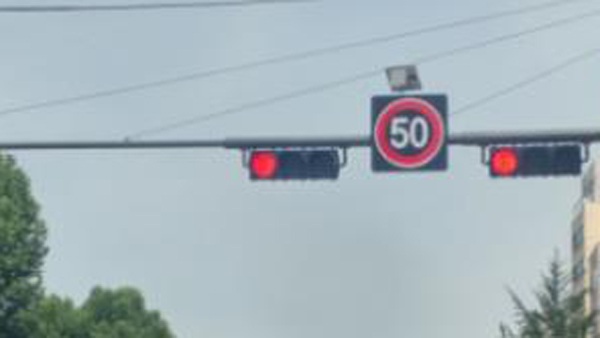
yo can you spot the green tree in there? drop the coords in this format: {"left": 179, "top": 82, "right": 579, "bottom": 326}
{"left": 0, "top": 155, "right": 48, "bottom": 337}
{"left": 83, "top": 286, "right": 174, "bottom": 338}
{"left": 21, "top": 287, "right": 175, "bottom": 338}
{"left": 0, "top": 154, "right": 175, "bottom": 337}
{"left": 18, "top": 295, "right": 87, "bottom": 338}
{"left": 500, "top": 255, "right": 595, "bottom": 338}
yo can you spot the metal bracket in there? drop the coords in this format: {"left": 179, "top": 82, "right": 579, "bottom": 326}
{"left": 583, "top": 143, "right": 591, "bottom": 163}
{"left": 481, "top": 146, "right": 490, "bottom": 165}
{"left": 241, "top": 149, "right": 249, "bottom": 168}
{"left": 339, "top": 148, "right": 349, "bottom": 168}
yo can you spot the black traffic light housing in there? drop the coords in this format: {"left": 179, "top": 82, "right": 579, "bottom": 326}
{"left": 248, "top": 149, "right": 343, "bottom": 181}
{"left": 488, "top": 144, "right": 584, "bottom": 178}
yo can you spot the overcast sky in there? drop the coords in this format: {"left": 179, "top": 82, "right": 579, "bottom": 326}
{"left": 1, "top": 0, "right": 600, "bottom": 337}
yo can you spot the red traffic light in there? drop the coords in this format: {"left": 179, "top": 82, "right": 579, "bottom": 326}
{"left": 488, "top": 144, "right": 583, "bottom": 178}
{"left": 249, "top": 151, "right": 279, "bottom": 179}
{"left": 247, "top": 149, "right": 341, "bottom": 181}
{"left": 490, "top": 147, "right": 519, "bottom": 176}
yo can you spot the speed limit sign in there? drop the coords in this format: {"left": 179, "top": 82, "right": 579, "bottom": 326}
{"left": 371, "top": 95, "right": 448, "bottom": 172}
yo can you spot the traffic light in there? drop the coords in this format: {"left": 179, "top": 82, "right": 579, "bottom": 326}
{"left": 248, "top": 149, "right": 341, "bottom": 181}
{"left": 489, "top": 144, "right": 583, "bottom": 178}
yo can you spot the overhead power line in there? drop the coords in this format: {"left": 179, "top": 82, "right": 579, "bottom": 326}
{"left": 451, "top": 47, "right": 600, "bottom": 117}
{"left": 126, "top": 8, "right": 600, "bottom": 139}
{"left": 125, "top": 70, "right": 381, "bottom": 140}
{"left": 0, "top": 0, "right": 312, "bottom": 13}
{"left": 0, "top": 0, "right": 595, "bottom": 118}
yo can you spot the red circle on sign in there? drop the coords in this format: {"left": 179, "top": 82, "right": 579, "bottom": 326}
{"left": 374, "top": 98, "right": 445, "bottom": 169}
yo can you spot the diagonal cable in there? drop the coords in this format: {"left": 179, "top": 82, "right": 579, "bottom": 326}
{"left": 125, "top": 70, "right": 380, "bottom": 139}
{"left": 126, "top": 8, "right": 600, "bottom": 139}
{"left": 0, "top": 0, "right": 595, "bottom": 118}
{"left": 0, "top": 0, "right": 312, "bottom": 13}
{"left": 450, "top": 47, "right": 600, "bottom": 117}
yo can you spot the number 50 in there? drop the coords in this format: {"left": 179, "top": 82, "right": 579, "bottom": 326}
{"left": 390, "top": 115, "right": 430, "bottom": 150}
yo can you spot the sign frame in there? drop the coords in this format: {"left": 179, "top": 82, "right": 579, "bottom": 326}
{"left": 371, "top": 94, "right": 448, "bottom": 172}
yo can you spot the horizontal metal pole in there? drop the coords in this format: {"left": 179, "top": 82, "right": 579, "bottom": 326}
{"left": 449, "top": 128, "right": 600, "bottom": 146}
{"left": 0, "top": 139, "right": 226, "bottom": 150}
{"left": 0, "top": 128, "right": 597, "bottom": 151}
{"left": 227, "top": 129, "right": 600, "bottom": 148}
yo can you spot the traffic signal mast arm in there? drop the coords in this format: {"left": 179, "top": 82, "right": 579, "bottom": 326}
{"left": 226, "top": 128, "right": 600, "bottom": 149}
{"left": 447, "top": 128, "right": 600, "bottom": 147}
{"left": 0, "top": 128, "right": 598, "bottom": 151}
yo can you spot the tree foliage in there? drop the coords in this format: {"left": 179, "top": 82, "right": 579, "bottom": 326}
{"left": 0, "top": 154, "right": 175, "bottom": 337}
{"left": 500, "top": 255, "right": 595, "bottom": 338}
{"left": 83, "top": 286, "right": 174, "bottom": 338}
{"left": 21, "top": 287, "right": 174, "bottom": 338}
{"left": 0, "top": 155, "right": 47, "bottom": 337}
{"left": 18, "top": 295, "right": 87, "bottom": 338}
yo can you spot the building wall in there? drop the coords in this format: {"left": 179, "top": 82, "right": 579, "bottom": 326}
{"left": 582, "top": 162, "right": 600, "bottom": 202}
{"left": 572, "top": 202, "right": 600, "bottom": 299}
{"left": 591, "top": 244, "right": 600, "bottom": 338}
{"left": 572, "top": 161, "right": 600, "bottom": 337}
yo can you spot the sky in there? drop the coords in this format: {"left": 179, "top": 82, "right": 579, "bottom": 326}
{"left": 1, "top": 0, "right": 600, "bottom": 337}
